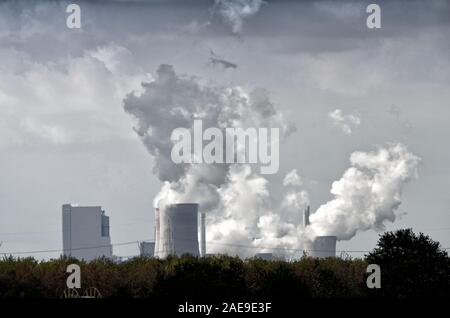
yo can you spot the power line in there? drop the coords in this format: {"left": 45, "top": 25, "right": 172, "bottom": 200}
{"left": 1, "top": 236, "right": 449, "bottom": 257}
{"left": 0, "top": 240, "right": 150, "bottom": 256}
{"left": 2, "top": 219, "right": 450, "bottom": 237}
{"left": 0, "top": 218, "right": 153, "bottom": 237}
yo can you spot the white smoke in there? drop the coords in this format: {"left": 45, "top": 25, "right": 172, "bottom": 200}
{"left": 213, "top": 0, "right": 265, "bottom": 34}
{"left": 328, "top": 109, "right": 361, "bottom": 135}
{"left": 283, "top": 169, "right": 303, "bottom": 187}
{"left": 308, "top": 143, "right": 420, "bottom": 241}
{"left": 124, "top": 66, "right": 294, "bottom": 214}
{"left": 207, "top": 165, "right": 309, "bottom": 257}
{"left": 123, "top": 65, "right": 420, "bottom": 257}
{"left": 123, "top": 64, "right": 307, "bottom": 257}
{"left": 124, "top": 64, "right": 293, "bottom": 184}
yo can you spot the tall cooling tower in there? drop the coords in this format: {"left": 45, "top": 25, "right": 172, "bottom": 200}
{"left": 303, "top": 236, "right": 337, "bottom": 258}
{"left": 154, "top": 208, "right": 160, "bottom": 257}
{"left": 156, "top": 203, "right": 200, "bottom": 258}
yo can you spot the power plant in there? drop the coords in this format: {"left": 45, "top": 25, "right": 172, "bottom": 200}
{"left": 302, "top": 206, "right": 337, "bottom": 258}
{"left": 60, "top": 202, "right": 336, "bottom": 260}
{"left": 154, "top": 203, "right": 204, "bottom": 258}
{"left": 150, "top": 204, "right": 336, "bottom": 259}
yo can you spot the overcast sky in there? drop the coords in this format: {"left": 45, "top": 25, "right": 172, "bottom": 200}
{"left": 0, "top": 0, "right": 449, "bottom": 259}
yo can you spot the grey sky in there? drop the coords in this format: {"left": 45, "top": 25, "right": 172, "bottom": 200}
{"left": 0, "top": 0, "right": 449, "bottom": 259}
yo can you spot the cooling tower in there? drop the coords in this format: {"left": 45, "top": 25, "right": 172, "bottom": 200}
{"left": 155, "top": 203, "right": 200, "bottom": 258}
{"left": 154, "top": 208, "right": 160, "bottom": 257}
{"left": 303, "top": 236, "right": 337, "bottom": 258}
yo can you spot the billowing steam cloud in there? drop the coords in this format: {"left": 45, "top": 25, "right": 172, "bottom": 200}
{"left": 123, "top": 65, "right": 420, "bottom": 257}
{"left": 207, "top": 166, "right": 309, "bottom": 256}
{"left": 308, "top": 143, "right": 420, "bottom": 241}
{"left": 123, "top": 64, "right": 294, "bottom": 203}
{"left": 328, "top": 109, "right": 361, "bottom": 135}
{"left": 212, "top": 0, "right": 265, "bottom": 34}
{"left": 123, "top": 64, "right": 307, "bottom": 256}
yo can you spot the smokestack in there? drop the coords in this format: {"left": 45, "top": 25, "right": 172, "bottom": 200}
{"left": 303, "top": 205, "right": 310, "bottom": 227}
{"left": 200, "top": 213, "right": 206, "bottom": 257}
{"left": 156, "top": 203, "right": 200, "bottom": 258}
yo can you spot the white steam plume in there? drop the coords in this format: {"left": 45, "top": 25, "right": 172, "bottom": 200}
{"left": 213, "top": 0, "right": 265, "bottom": 34}
{"left": 328, "top": 109, "right": 361, "bottom": 135}
{"left": 123, "top": 65, "right": 419, "bottom": 257}
{"left": 308, "top": 143, "right": 420, "bottom": 241}
{"left": 123, "top": 64, "right": 307, "bottom": 257}
{"left": 124, "top": 64, "right": 294, "bottom": 185}
{"left": 123, "top": 65, "right": 302, "bottom": 258}
{"left": 207, "top": 166, "right": 309, "bottom": 257}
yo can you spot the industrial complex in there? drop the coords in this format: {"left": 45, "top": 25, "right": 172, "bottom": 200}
{"left": 302, "top": 206, "right": 337, "bottom": 259}
{"left": 61, "top": 203, "right": 336, "bottom": 261}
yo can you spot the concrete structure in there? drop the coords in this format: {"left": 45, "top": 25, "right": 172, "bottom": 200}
{"left": 154, "top": 203, "right": 200, "bottom": 258}
{"left": 139, "top": 241, "right": 155, "bottom": 257}
{"left": 62, "top": 204, "right": 113, "bottom": 261}
{"left": 200, "top": 213, "right": 206, "bottom": 257}
{"left": 154, "top": 208, "right": 160, "bottom": 258}
{"left": 302, "top": 205, "right": 336, "bottom": 258}
{"left": 303, "top": 205, "right": 310, "bottom": 227}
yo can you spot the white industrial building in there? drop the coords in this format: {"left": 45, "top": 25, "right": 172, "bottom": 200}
{"left": 62, "top": 204, "right": 113, "bottom": 261}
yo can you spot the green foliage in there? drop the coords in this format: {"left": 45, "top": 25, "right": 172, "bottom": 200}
{"left": 0, "top": 254, "right": 368, "bottom": 298}
{"left": 366, "top": 228, "right": 450, "bottom": 298}
{"left": 293, "top": 257, "right": 368, "bottom": 298}
{"left": 0, "top": 229, "right": 448, "bottom": 298}
{"left": 154, "top": 255, "right": 247, "bottom": 300}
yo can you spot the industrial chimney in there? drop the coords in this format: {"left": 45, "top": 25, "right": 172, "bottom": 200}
{"left": 155, "top": 203, "right": 200, "bottom": 258}
{"left": 200, "top": 213, "right": 206, "bottom": 257}
{"left": 303, "top": 205, "right": 310, "bottom": 227}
